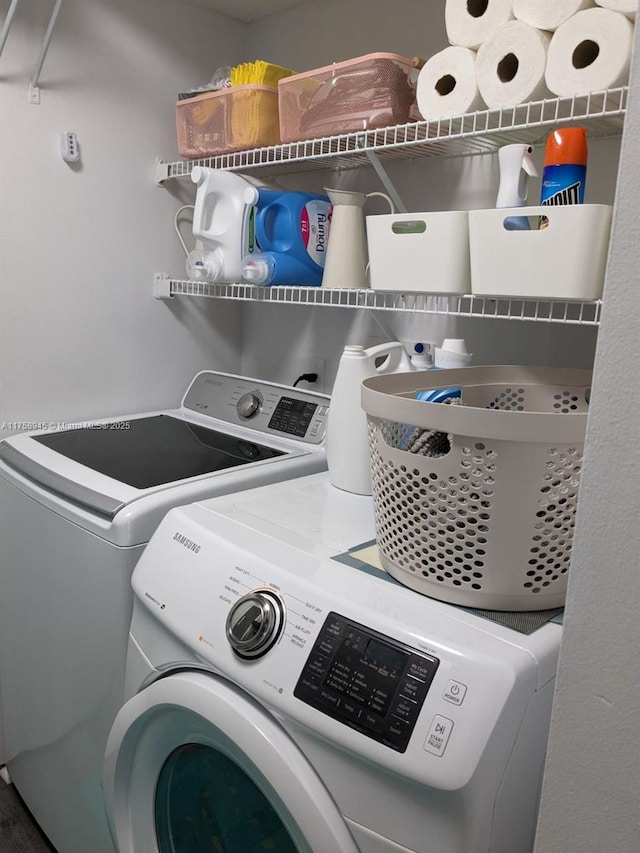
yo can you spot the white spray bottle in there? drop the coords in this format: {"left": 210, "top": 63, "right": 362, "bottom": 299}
{"left": 496, "top": 143, "right": 538, "bottom": 231}
{"left": 186, "top": 167, "right": 259, "bottom": 283}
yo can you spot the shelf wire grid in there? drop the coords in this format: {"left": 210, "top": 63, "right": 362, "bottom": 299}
{"left": 158, "top": 87, "right": 627, "bottom": 181}
{"left": 162, "top": 280, "right": 602, "bottom": 325}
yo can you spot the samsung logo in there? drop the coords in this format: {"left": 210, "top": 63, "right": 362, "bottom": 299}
{"left": 173, "top": 532, "right": 201, "bottom": 553}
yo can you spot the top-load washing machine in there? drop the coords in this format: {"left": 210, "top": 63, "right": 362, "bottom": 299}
{"left": 0, "top": 370, "right": 329, "bottom": 853}
{"left": 104, "top": 472, "right": 562, "bottom": 853}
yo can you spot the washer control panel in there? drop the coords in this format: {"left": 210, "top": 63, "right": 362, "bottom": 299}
{"left": 267, "top": 397, "right": 320, "bottom": 438}
{"left": 294, "top": 612, "right": 439, "bottom": 752}
{"left": 182, "top": 371, "right": 330, "bottom": 445}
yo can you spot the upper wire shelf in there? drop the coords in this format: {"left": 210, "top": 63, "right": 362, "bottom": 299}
{"left": 157, "top": 87, "right": 627, "bottom": 181}
{"left": 155, "top": 278, "right": 602, "bottom": 326}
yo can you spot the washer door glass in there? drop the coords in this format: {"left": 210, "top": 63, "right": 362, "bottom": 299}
{"left": 104, "top": 671, "right": 359, "bottom": 853}
{"left": 155, "top": 742, "right": 297, "bottom": 852}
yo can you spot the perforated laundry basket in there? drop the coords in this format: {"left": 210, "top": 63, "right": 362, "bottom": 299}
{"left": 361, "top": 366, "right": 591, "bottom": 611}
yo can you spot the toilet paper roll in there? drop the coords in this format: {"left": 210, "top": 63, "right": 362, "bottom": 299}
{"left": 512, "top": 0, "right": 596, "bottom": 31}
{"left": 594, "top": 0, "right": 636, "bottom": 19}
{"left": 545, "top": 8, "right": 634, "bottom": 97}
{"left": 476, "top": 22, "right": 552, "bottom": 110}
{"left": 445, "top": 0, "right": 514, "bottom": 50}
{"left": 416, "top": 46, "right": 487, "bottom": 120}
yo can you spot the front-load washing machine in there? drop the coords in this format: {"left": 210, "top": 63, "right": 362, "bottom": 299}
{"left": 0, "top": 370, "right": 329, "bottom": 853}
{"left": 104, "top": 473, "right": 562, "bottom": 853}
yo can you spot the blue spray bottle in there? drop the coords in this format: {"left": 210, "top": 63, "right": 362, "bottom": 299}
{"left": 496, "top": 143, "right": 538, "bottom": 231}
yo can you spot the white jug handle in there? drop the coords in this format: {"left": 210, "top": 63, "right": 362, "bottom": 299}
{"left": 365, "top": 191, "right": 395, "bottom": 214}
{"left": 364, "top": 341, "right": 413, "bottom": 373}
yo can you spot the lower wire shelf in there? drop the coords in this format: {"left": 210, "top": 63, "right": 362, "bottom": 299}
{"left": 154, "top": 276, "right": 602, "bottom": 326}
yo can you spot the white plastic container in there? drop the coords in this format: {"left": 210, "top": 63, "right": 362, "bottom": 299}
{"left": 434, "top": 338, "right": 473, "bottom": 368}
{"left": 187, "top": 167, "right": 259, "bottom": 283}
{"left": 366, "top": 211, "right": 471, "bottom": 293}
{"left": 326, "top": 343, "right": 414, "bottom": 495}
{"left": 469, "top": 203, "right": 613, "bottom": 300}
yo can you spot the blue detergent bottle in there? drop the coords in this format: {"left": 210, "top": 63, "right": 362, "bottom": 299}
{"left": 241, "top": 189, "right": 331, "bottom": 286}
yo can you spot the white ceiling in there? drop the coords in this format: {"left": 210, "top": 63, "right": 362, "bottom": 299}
{"left": 180, "top": 0, "right": 313, "bottom": 23}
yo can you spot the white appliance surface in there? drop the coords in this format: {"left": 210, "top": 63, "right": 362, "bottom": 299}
{"left": 0, "top": 369, "right": 329, "bottom": 545}
{"left": 104, "top": 473, "right": 562, "bottom": 853}
{"left": 0, "top": 371, "right": 329, "bottom": 853}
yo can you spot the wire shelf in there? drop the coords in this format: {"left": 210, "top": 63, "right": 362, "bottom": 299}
{"left": 157, "top": 278, "right": 602, "bottom": 325}
{"left": 157, "top": 87, "right": 627, "bottom": 181}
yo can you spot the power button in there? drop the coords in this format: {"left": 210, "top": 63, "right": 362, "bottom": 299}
{"left": 443, "top": 680, "right": 467, "bottom": 706}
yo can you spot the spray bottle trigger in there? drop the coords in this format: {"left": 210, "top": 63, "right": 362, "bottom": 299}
{"left": 522, "top": 145, "right": 538, "bottom": 178}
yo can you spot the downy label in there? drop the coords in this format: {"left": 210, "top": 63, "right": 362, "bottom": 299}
{"left": 301, "top": 200, "right": 331, "bottom": 267}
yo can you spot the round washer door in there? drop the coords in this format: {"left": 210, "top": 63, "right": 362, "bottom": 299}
{"left": 104, "top": 671, "right": 359, "bottom": 853}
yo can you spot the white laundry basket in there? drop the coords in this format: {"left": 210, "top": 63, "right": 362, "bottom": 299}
{"left": 361, "top": 366, "right": 591, "bottom": 611}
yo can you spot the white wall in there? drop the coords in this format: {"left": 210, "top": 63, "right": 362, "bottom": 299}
{"left": 0, "top": 0, "right": 246, "bottom": 435}
{"left": 534, "top": 21, "right": 640, "bottom": 853}
{"left": 247, "top": 0, "right": 448, "bottom": 69}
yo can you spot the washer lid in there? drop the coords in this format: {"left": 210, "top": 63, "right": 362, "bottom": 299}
{"left": 104, "top": 671, "right": 359, "bottom": 853}
{"left": 31, "top": 414, "right": 285, "bottom": 490}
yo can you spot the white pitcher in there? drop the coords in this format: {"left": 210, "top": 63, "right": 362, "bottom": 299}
{"left": 321, "top": 188, "right": 394, "bottom": 289}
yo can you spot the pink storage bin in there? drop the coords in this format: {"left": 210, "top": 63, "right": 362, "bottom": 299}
{"left": 176, "top": 84, "right": 281, "bottom": 158}
{"left": 277, "top": 52, "right": 421, "bottom": 143}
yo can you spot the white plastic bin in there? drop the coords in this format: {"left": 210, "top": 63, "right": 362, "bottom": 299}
{"left": 366, "top": 211, "right": 471, "bottom": 293}
{"left": 468, "top": 204, "right": 612, "bottom": 300}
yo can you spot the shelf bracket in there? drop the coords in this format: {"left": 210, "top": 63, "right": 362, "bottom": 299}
{"left": 154, "top": 273, "right": 173, "bottom": 300}
{"left": 1, "top": 0, "right": 64, "bottom": 102}
{"left": 356, "top": 135, "right": 407, "bottom": 213}
{"left": 28, "top": 0, "right": 64, "bottom": 104}
{"left": 0, "top": 0, "right": 19, "bottom": 61}
{"left": 156, "top": 158, "right": 172, "bottom": 185}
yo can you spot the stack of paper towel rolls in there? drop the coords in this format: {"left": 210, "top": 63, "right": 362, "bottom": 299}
{"left": 416, "top": 0, "right": 635, "bottom": 120}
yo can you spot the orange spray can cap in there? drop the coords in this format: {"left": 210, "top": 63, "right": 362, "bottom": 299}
{"left": 543, "top": 127, "right": 588, "bottom": 167}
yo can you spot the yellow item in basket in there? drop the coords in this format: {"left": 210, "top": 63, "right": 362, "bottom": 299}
{"left": 230, "top": 59, "right": 296, "bottom": 87}
{"left": 231, "top": 86, "right": 279, "bottom": 149}
{"left": 228, "top": 60, "right": 294, "bottom": 148}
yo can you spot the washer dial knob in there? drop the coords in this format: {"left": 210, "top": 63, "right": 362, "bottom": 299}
{"left": 226, "top": 589, "right": 285, "bottom": 659}
{"left": 236, "top": 391, "right": 262, "bottom": 419}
